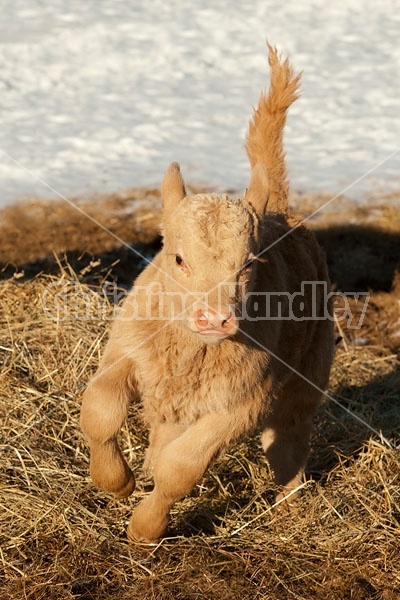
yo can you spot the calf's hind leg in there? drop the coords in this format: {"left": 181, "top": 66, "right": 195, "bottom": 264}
{"left": 262, "top": 378, "right": 322, "bottom": 506}
{"left": 262, "top": 418, "right": 313, "bottom": 505}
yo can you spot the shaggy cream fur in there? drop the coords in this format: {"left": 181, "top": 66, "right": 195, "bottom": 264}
{"left": 80, "top": 46, "right": 334, "bottom": 542}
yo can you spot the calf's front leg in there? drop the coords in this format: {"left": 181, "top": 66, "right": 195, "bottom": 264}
{"left": 143, "top": 422, "right": 187, "bottom": 473}
{"left": 128, "top": 412, "right": 239, "bottom": 542}
{"left": 80, "top": 355, "right": 137, "bottom": 499}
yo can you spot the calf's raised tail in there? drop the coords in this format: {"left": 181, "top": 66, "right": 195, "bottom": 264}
{"left": 245, "top": 44, "right": 301, "bottom": 214}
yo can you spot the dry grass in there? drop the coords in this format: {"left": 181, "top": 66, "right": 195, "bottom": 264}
{"left": 1, "top": 189, "right": 399, "bottom": 599}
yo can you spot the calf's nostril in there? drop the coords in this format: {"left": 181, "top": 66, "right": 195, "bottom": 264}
{"left": 194, "top": 310, "right": 209, "bottom": 328}
{"left": 221, "top": 312, "right": 236, "bottom": 329}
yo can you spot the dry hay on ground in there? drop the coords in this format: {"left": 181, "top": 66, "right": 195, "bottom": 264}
{"left": 0, "top": 190, "right": 399, "bottom": 599}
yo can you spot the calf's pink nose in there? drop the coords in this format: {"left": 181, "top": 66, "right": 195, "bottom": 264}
{"left": 194, "top": 308, "right": 237, "bottom": 332}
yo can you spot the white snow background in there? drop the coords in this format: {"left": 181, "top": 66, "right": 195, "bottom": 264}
{"left": 0, "top": 0, "right": 399, "bottom": 207}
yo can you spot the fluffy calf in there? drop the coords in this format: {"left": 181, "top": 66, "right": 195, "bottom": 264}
{"left": 80, "top": 46, "right": 334, "bottom": 542}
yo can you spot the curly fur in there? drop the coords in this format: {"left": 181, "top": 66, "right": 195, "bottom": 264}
{"left": 80, "top": 45, "right": 334, "bottom": 542}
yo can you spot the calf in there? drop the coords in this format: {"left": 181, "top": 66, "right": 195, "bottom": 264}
{"left": 80, "top": 45, "right": 334, "bottom": 542}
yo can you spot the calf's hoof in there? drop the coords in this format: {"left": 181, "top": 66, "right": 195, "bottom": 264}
{"left": 112, "top": 472, "right": 136, "bottom": 499}
{"left": 91, "top": 461, "right": 136, "bottom": 499}
{"left": 274, "top": 487, "right": 301, "bottom": 513}
{"left": 127, "top": 498, "right": 169, "bottom": 543}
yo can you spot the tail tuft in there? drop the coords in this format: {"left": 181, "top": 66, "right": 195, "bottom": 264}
{"left": 246, "top": 44, "right": 301, "bottom": 214}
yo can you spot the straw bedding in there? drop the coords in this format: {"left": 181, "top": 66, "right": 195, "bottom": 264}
{"left": 1, "top": 189, "right": 399, "bottom": 599}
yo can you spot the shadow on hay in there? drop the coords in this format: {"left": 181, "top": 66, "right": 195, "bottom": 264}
{"left": 0, "top": 238, "right": 162, "bottom": 287}
{"left": 313, "top": 223, "right": 400, "bottom": 292}
{"left": 309, "top": 364, "right": 400, "bottom": 482}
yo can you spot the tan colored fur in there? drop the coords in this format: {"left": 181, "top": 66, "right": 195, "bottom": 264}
{"left": 80, "top": 46, "right": 334, "bottom": 542}
{"left": 246, "top": 44, "right": 301, "bottom": 214}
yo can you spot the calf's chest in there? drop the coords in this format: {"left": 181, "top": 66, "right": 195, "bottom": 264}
{"left": 133, "top": 334, "right": 270, "bottom": 426}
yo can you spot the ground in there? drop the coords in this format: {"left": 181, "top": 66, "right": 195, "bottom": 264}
{"left": 0, "top": 187, "right": 399, "bottom": 600}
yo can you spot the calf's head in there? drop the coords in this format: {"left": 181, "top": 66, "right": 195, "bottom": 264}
{"left": 160, "top": 162, "right": 269, "bottom": 345}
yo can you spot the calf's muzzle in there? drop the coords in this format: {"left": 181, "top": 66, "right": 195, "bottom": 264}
{"left": 193, "top": 307, "right": 237, "bottom": 337}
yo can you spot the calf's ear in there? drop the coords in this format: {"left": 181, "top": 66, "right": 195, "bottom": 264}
{"left": 161, "top": 162, "right": 186, "bottom": 216}
{"left": 246, "top": 162, "right": 269, "bottom": 218}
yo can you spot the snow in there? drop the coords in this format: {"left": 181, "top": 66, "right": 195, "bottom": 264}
{"left": 0, "top": 0, "right": 399, "bottom": 207}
